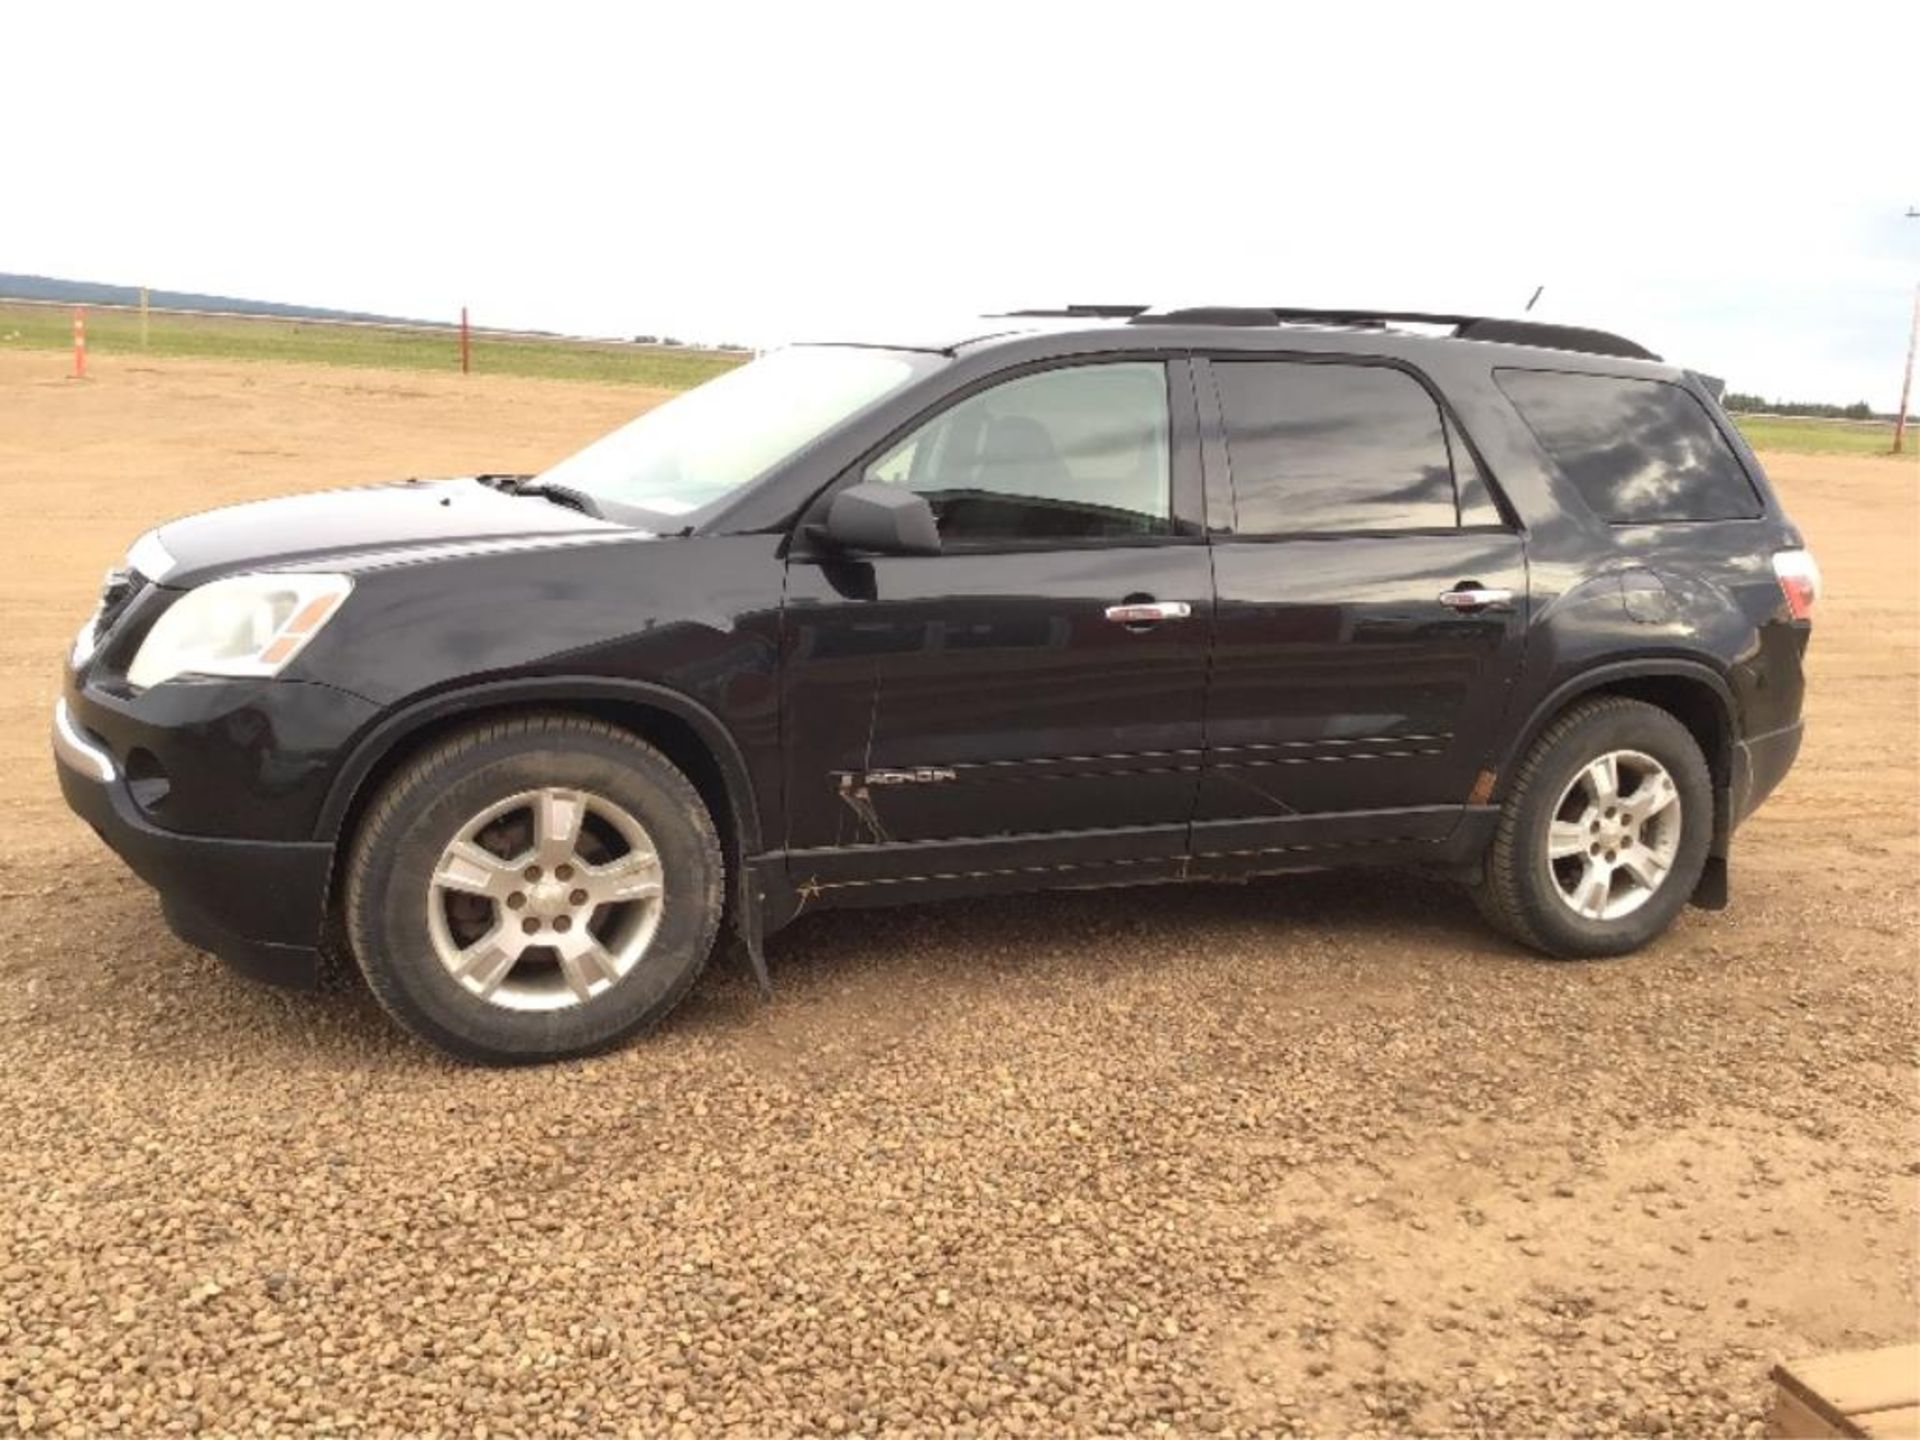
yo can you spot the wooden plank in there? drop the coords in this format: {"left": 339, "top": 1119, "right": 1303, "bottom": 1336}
{"left": 1790, "top": 1346, "right": 1920, "bottom": 1419}
{"left": 1857, "top": 1406, "right": 1920, "bottom": 1440}
{"left": 1772, "top": 1382, "right": 1857, "bottom": 1438}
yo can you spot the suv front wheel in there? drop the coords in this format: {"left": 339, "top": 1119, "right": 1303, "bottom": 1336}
{"left": 1474, "top": 696, "right": 1713, "bottom": 958}
{"left": 345, "top": 715, "right": 724, "bottom": 1064}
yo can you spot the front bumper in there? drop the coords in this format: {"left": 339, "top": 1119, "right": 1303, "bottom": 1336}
{"left": 54, "top": 699, "right": 333, "bottom": 988}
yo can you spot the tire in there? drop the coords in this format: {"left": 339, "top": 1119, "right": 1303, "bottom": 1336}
{"left": 345, "top": 714, "right": 724, "bottom": 1064}
{"left": 1472, "top": 697, "right": 1713, "bottom": 959}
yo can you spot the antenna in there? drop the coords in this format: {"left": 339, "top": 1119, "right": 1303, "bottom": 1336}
{"left": 1524, "top": 286, "right": 1545, "bottom": 314}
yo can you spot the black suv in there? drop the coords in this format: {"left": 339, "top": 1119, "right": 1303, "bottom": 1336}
{"left": 54, "top": 305, "right": 1815, "bottom": 1063}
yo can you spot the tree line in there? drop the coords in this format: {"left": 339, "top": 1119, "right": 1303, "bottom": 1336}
{"left": 1724, "top": 393, "right": 1886, "bottom": 420}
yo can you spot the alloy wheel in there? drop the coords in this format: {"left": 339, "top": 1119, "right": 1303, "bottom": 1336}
{"left": 1546, "top": 749, "right": 1683, "bottom": 922}
{"left": 426, "top": 787, "right": 664, "bottom": 1011}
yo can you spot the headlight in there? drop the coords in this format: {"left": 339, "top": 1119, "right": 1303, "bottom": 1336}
{"left": 128, "top": 573, "right": 353, "bottom": 689}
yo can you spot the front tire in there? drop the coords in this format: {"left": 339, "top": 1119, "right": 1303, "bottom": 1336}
{"left": 1473, "top": 697, "right": 1712, "bottom": 958}
{"left": 345, "top": 714, "right": 723, "bottom": 1064}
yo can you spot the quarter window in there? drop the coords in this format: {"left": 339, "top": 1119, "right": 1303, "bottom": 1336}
{"left": 1213, "top": 361, "right": 1459, "bottom": 534}
{"left": 1496, "top": 369, "right": 1761, "bottom": 523}
{"left": 866, "top": 363, "right": 1172, "bottom": 543}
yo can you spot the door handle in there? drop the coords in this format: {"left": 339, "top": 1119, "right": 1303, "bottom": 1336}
{"left": 1104, "top": 600, "right": 1193, "bottom": 625}
{"left": 1438, "top": 586, "right": 1515, "bottom": 612}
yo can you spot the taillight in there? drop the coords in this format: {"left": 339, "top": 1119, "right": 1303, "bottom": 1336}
{"left": 1772, "top": 549, "right": 1821, "bottom": 622}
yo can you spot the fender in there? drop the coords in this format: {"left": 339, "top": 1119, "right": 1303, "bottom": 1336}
{"left": 1495, "top": 655, "right": 1738, "bottom": 794}
{"left": 313, "top": 674, "right": 774, "bottom": 992}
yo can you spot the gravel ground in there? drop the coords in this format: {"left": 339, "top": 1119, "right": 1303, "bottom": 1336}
{"left": 1, "top": 353, "right": 1914, "bottom": 1437}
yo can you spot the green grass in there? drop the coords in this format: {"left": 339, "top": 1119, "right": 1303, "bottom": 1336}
{"left": 0, "top": 300, "right": 746, "bottom": 388}
{"left": 1732, "top": 413, "right": 1912, "bottom": 458}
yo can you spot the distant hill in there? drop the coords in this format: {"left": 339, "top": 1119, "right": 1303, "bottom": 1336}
{"left": 0, "top": 273, "right": 443, "bottom": 328}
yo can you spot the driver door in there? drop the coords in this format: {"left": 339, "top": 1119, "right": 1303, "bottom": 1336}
{"left": 779, "top": 357, "right": 1213, "bottom": 903}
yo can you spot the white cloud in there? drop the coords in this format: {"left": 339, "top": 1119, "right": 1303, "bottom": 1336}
{"left": 5, "top": 0, "right": 1916, "bottom": 404}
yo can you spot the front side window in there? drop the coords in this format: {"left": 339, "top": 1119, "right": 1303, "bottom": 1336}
{"left": 867, "top": 362, "right": 1172, "bottom": 543}
{"left": 1495, "top": 369, "right": 1761, "bottom": 523}
{"left": 1214, "top": 360, "right": 1458, "bottom": 534}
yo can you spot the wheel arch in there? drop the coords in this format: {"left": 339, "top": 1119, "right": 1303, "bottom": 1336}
{"left": 1493, "top": 659, "right": 1739, "bottom": 906}
{"left": 316, "top": 678, "right": 766, "bottom": 908}
{"left": 1496, "top": 660, "right": 1737, "bottom": 800}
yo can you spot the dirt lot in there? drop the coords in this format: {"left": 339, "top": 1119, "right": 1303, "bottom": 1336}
{"left": 1, "top": 351, "right": 1914, "bottom": 1438}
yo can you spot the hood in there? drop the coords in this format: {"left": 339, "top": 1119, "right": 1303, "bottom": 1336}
{"left": 140, "top": 478, "right": 641, "bottom": 585}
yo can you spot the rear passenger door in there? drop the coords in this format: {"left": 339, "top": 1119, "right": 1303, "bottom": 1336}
{"left": 1192, "top": 355, "right": 1527, "bottom": 871}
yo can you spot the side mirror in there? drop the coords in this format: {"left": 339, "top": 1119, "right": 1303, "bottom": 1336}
{"left": 819, "top": 481, "right": 941, "bottom": 557}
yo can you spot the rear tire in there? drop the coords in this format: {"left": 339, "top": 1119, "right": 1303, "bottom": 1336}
{"left": 1472, "top": 697, "right": 1712, "bottom": 958}
{"left": 345, "top": 714, "right": 723, "bottom": 1064}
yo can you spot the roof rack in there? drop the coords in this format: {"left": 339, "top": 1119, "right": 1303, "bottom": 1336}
{"left": 1006, "top": 304, "right": 1659, "bottom": 362}
{"left": 1002, "top": 304, "right": 1150, "bottom": 319}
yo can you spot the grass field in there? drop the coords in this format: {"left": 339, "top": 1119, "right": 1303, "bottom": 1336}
{"left": 1728, "top": 413, "right": 1910, "bottom": 457}
{"left": 0, "top": 299, "right": 746, "bottom": 388}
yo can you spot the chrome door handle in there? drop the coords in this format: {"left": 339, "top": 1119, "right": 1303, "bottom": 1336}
{"left": 1104, "top": 600, "right": 1193, "bottom": 625}
{"left": 1438, "top": 587, "right": 1514, "bottom": 612}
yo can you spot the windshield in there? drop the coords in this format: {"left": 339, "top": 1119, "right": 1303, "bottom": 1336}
{"left": 534, "top": 345, "right": 928, "bottom": 520}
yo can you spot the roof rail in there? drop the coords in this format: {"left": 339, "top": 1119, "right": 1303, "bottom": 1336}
{"left": 1002, "top": 304, "right": 1150, "bottom": 319}
{"left": 1003, "top": 303, "right": 1660, "bottom": 362}
{"left": 1123, "top": 305, "right": 1659, "bottom": 362}
{"left": 1448, "top": 317, "right": 1659, "bottom": 362}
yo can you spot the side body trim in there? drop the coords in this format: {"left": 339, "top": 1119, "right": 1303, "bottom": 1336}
{"left": 754, "top": 805, "right": 1502, "bottom": 931}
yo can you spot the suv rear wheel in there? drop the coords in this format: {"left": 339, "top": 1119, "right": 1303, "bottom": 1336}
{"left": 345, "top": 714, "right": 723, "bottom": 1063}
{"left": 1474, "top": 696, "right": 1712, "bottom": 958}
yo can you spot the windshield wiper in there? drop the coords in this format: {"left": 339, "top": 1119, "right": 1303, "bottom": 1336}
{"left": 514, "top": 481, "right": 603, "bottom": 517}
{"left": 477, "top": 473, "right": 604, "bottom": 518}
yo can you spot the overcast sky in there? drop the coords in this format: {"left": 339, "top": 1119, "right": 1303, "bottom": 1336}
{"left": 7, "top": 2, "right": 1917, "bottom": 407}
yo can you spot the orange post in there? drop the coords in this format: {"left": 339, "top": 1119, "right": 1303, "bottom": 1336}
{"left": 72, "top": 307, "right": 86, "bottom": 379}
{"left": 460, "top": 306, "right": 471, "bottom": 375}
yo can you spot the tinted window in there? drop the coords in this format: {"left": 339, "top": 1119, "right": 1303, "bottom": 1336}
{"left": 1445, "top": 413, "right": 1506, "bottom": 528}
{"left": 1496, "top": 370, "right": 1761, "bottom": 523}
{"left": 1214, "top": 361, "right": 1457, "bottom": 534}
{"left": 868, "top": 363, "right": 1170, "bottom": 542}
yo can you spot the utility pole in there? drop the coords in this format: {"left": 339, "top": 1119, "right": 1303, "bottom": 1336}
{"left": 1898, "top": 209, "right": 1918, "bottom": 456}
{"left": 1898, "top": 285, "right": 1918, "bottom": 457}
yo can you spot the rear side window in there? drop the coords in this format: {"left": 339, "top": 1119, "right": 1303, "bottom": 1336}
{"left": 1496, "top": 370, "right": 1761, "bottom": 523}
{"left": 1213, "top": 361, "right": 1458, "bottom": 534}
